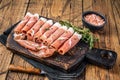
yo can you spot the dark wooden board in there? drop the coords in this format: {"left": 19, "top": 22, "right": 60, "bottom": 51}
{"left": 6, "top": 30, "right": 89, "bottom": 72}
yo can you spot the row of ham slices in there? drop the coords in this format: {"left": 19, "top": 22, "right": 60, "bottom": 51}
{"left": 13, "top": 12, "right": 82, "bottom": 58}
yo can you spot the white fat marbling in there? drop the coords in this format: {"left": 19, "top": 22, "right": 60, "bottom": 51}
{"left": 68, "top": 27, "right": 74, "bottom": 33}
{"left": 40, "top": 17, "right": 47, "bottom": 22}
{"left": 46, "top": 20, "right": 53, "bottom": 25}
{"left": 53, "top": 22, "right": 61, "bottom": 27}
{"left": 34, "top": 13, "right": 39, "bottom": 18}
{"left": 26, "top": 12, "right": 33, "bottom": 17}
{"left": 74, "top": 32, "right": 82, "bottom": 39}
{"left": 61, "top": 26, "right": 68, "bottom": 30}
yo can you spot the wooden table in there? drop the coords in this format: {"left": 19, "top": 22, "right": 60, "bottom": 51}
{"left": 0, "top": 0, "right": 120, "bottom": 80}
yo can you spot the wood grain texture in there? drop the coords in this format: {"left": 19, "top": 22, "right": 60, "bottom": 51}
{"left": 84, "top": 0, "right": 120, "bottom": 80}
{"left": 5, "top": 0, "right": 48, "bottom": 80}
{"left": 0, "top": 0, "right": 120, "bottom": 80}
{"left": 0, "top": 0, "right": 30, "bottom": 80}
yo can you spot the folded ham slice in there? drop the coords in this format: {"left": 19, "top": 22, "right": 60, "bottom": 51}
{"left": 58, "top": 32, "right": 82, "bottom": 55}
{"left": 21, "top": 13, "right": 39, "bottom": 34}
{"left": 15, "top": 40, "right": 41, "bottom": 51}
{"left": 51, "top": 27, "right": 74, "bottom": 50}
{"left": 39, "top": 22, "right": 61, "bottom": 42}
{"left": 29, "top": 46, "right": 55, "bottom": 58}
{"left": 34, "top": 20, "right": 53, "bottom": 43}
{"left": 44, "top": 26, "right": 68, "bottom": 46}
{"left": 13, "top": 33, "right": 26, "bottom": 40}
{"left": 14, "top": 12, "right": 32, "bottom": 33}
{"left": 27, "top": 17, "right": 47, "bottom": 41}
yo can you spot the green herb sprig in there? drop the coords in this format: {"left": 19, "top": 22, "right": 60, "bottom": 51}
{"left": 59, "top": 20, "right": 98, "bottom": 49}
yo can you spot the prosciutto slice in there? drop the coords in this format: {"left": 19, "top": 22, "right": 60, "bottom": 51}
{"left": 13, "top": 33, "right": 26, "bottom": 40}
{"left": 29, "top": 46, "right": 55, "bottom": 58}
{"left": 14, "top": 12, "right": 32, "bottom": 33}
{"left": 21, "top": 13, "right": 39, "bottom": 34}
{"left": 44, "top": 26, "right": 67, "bottom": 45}
{"left": 15, "top": 40, "right": 41, "bottom": 51}
{"left": 58, "top": 32, "right": 82, "bottom": 55}
{"left": 34, "top": 20, "right": 53, "bottom": 43}
{"left": 13, "top": 12, "right": 84, "bottom": 58}
{"left": 51, "top": 27, "right": 74, "bottom": 50}
{"left": 27, "top": 17, "right": 47, "bottom": 41}
{"left": 39, "top": 22, "right": 61, "bottom": 42}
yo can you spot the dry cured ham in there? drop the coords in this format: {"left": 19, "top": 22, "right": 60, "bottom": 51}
{"left": 51, "top": 27, "right": 74, "bottom": 50}
{"left": 34, "top": 20, "right": 53, "bottom": 43}
{"left": 44, "top": 26, "right": 68, "bottom": 45}
{"left": 14, "top": 12, "right": 32, "bottom": 33}
{"left": 15, "top": 40, "right": 41, "bottom": 51}
{"left": 27, "top": 17, "right": 47, "bottom": 40}
{"left": 39, "top": 22, "right": 61, "bottom": 42}
{"left": 29, "top": 46, "right": 55, "bottom": 58}
{"left": 13, "top": 33, "right": 26, "bottom": 40}
{"left": 58, "top": 32, "right": 82, "bottom": 55}
{"left": 21, "top": 14, "right": 39, "bottom": 34}
{"left": 13, "top": 12, "right": 84, "bottom": 58}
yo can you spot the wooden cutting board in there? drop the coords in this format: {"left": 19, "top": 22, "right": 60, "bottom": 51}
{"left": 6, "top": 31, "right": 89, "bottom": 72}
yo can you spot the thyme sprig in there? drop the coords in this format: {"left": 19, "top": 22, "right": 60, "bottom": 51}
{"left": 59, "top": 20, "right": 97, "bottom": 49}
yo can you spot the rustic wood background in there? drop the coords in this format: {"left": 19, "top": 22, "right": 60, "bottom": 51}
{"left": 0, "top": 0, "right": 120, "bottom": 80}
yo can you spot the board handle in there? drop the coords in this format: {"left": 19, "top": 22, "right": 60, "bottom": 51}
{"left": 85, "top": 48, "right": 117, "bottom": 69}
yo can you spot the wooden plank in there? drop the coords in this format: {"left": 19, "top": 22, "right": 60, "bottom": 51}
{"left": 69, "top": 0, "right": 83, "bottom": 27}
{"left": 112, "top": 0, "right": 120, "bottom": 44}
{"left": 0, "top": 0, "right": 28, "bottom": 80}
{"left": 83, "top": 1, "right": 100, "bottom": 79}
{"left": 9, "top": 1, "right": 49, "bottom": 80}
{"left": 0, "top": 0, "right": 30, "bottom": 80}
{"left": 5, "top": 0, "right": 47, "bottom": 80}
{"left": 84, "top": 0, "right": 111, "bottom": 80}
{"left": 82, "top": 0, "right": 93, "bottom": 11}
{"left": 52, "top": 0, "right": 71, "bottom": 21}
{"left": 0, "top": 0, "right": 12, "bottom": 34}
{"left": 106, "top": 0, "right": 120, "bottom": 80}
{"left": 9, "top": 0, "right": 50, "bottom": 80}
{"left": 83, "top": 0, "right": 120, "bottom": 80}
